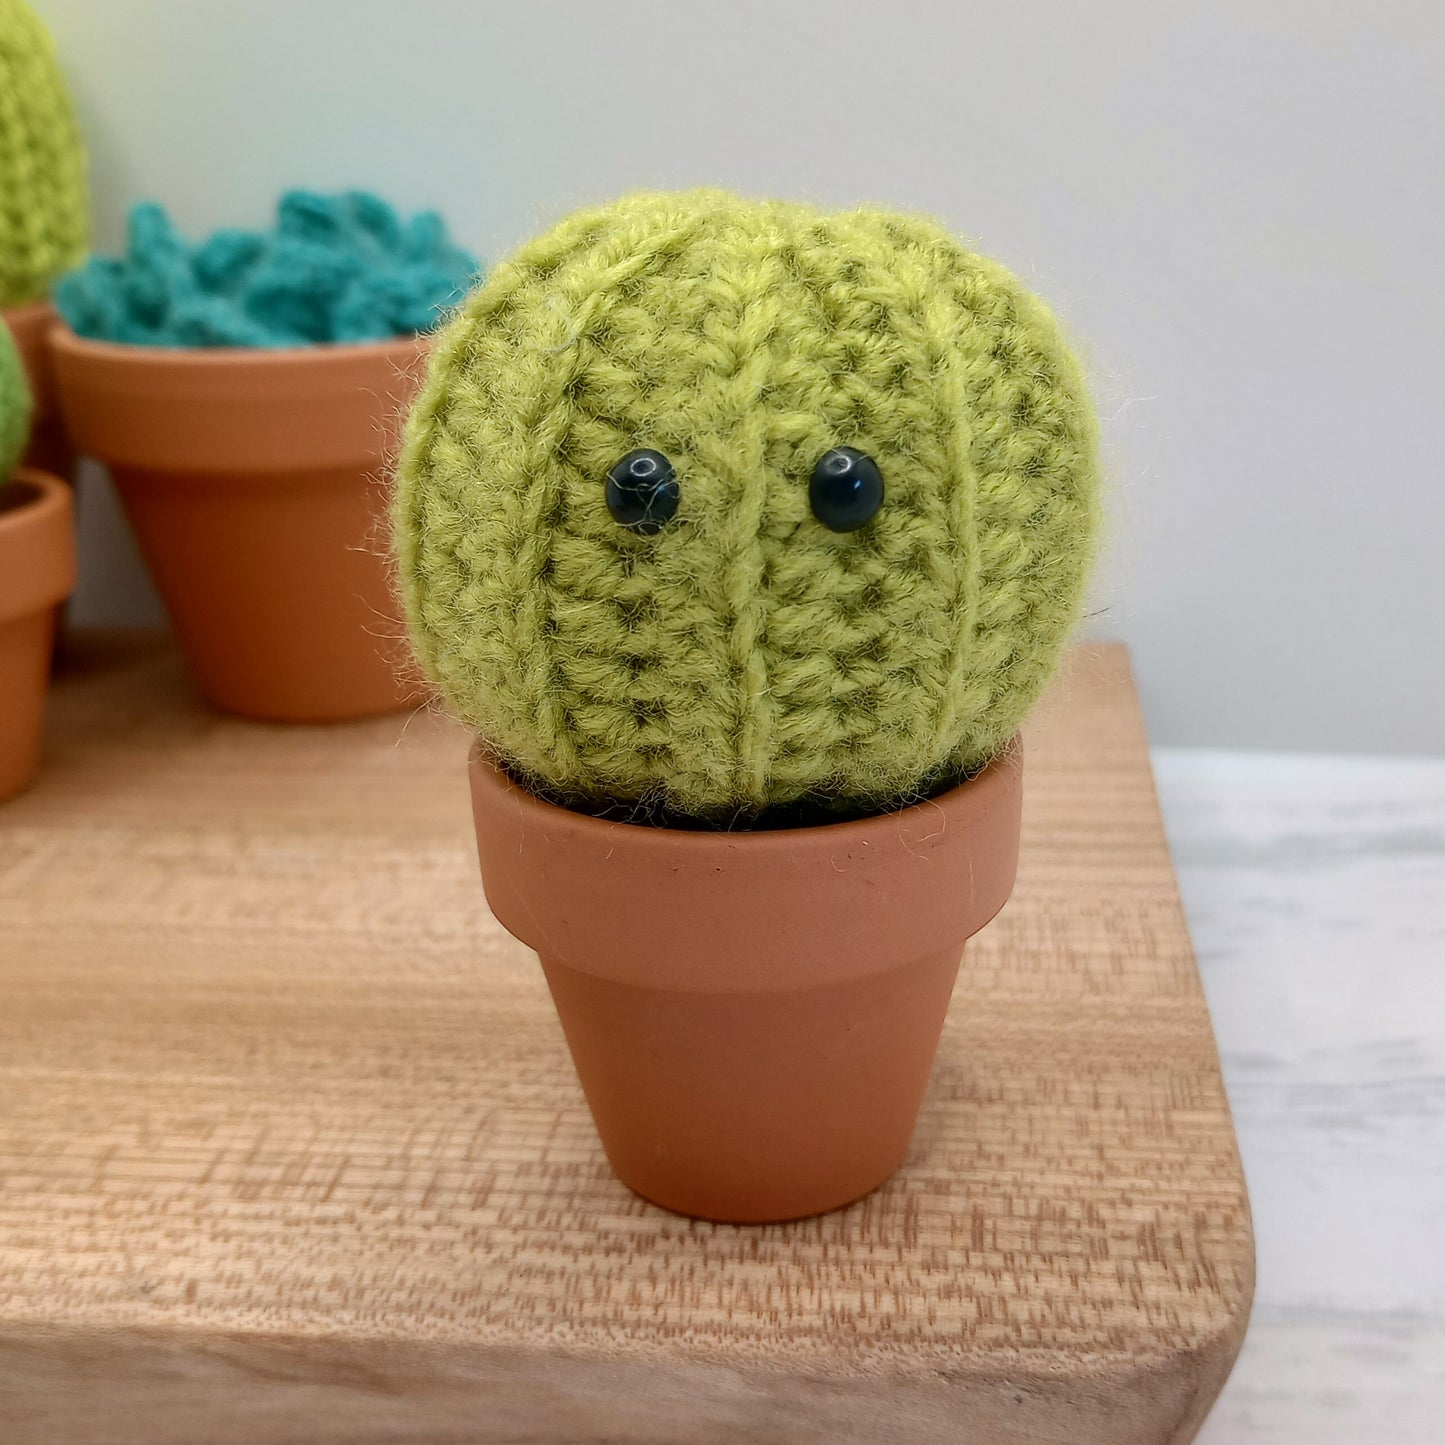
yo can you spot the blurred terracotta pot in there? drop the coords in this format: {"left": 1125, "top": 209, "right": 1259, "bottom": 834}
{"left": 0, "top": 469, "right": 76, "bottom": 800}
{"left": 2, "top": 302, "right": 74, "bottom": 478}
{"left": 469, "top": 740, "right": 1024, "bottom": 1223}
{"left": 50, "top": 328, "right": 426, "bottom": 722}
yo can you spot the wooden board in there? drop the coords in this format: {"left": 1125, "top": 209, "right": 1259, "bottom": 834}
{"left": 0, "top": 637, "right": 1253, "bottom": 1444}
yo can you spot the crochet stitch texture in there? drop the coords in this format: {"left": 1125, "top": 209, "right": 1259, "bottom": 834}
{"left": 0, "top": 0, "right": 88, "bottom": 308}
{"left": 395, "top": 190, "right": 1102, "bottom": 819}
{"left": 0, "top": 319, "right": 31, "bottom": 480}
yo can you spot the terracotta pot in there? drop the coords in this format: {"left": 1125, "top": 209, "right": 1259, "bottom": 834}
{"left": 50, "top": 328, "right": 427, "bottom": 722}
{"left": 2, "top": 302, "right": 74, "bottom": 478}
{"left": 469, "top": 741, "right": 1024, "bottom": 1223}
{"left": 0, "top": 469, "right": 76, "bottom": 800}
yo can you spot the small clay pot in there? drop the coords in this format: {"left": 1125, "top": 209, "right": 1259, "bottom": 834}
{"left": 50, "top": 328, "right": 427, "bottom": 722}
{"left": 0, "top": 469, "right": 76, "bottom": 800}
{"left": 469, "top": 741, "right": 1024, "bottom": 1223}
{"left": 3, "top": 302, "right": 74, "bottom": 478}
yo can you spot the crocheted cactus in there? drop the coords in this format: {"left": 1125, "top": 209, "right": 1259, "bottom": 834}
{"left": 0, "top": 0, "right": 89, "bottom": 308}
{"left": 55, "top": 192, "right": 479, "bottom": 347}
{"left": 395, "top": 191, "right": 1102, "bottom": 820}
{"left": 0, "top": 319, "right": 32, "bottom": 482}
{"left": 0, "top": 320, "right": 30, "bottom": 479}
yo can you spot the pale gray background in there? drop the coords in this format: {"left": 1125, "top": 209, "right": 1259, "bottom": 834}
{"left": 38, "top": 0, "right": 1445, "bottom": 755}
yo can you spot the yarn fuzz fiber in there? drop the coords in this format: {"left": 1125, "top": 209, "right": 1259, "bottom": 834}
{"left": 395, "top": 190, "right": 1102, "bottom": 821}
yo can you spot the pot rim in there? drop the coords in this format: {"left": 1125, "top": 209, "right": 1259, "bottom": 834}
{"left": 2, "top": 298, "right": 55, "bottom": 328}
{"left": 3, "top": 301, "right": 59, "bottom": 414}
{"left": 48, "top": 323, "right": 430, "bottom": 371}
{"left": 470, "top": 734, "right": 1022, "bottom": 851}
{"left": 469, "top": 736, "right": 1024, "bottom": 990}
{"left": 0, "top": 466, "right": 70, "bottom": 538}
{"left": 48, "top": 325, "right": 430, "bottom": 473}
{"left": 0, "top": 468, "right": 76, "bottom": 621}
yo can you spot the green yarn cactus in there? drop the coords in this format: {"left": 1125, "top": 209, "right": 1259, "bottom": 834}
{"left": 0, "top": 0, "right": 89, "bottom": 308}
{"left": 395, "top": 190, "right": 1102, "bottom": 820}
{"left": 0, "top": 320, "right": 32, "bottom": 481}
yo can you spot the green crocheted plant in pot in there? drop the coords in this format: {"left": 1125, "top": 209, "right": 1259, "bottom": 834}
{"left": 395, "top": 190, "right": 1106, "bottom": 1221}
{"left": 0, "top": 318, "right": 32, "bottom": 480}
{"left": 0, "top": 0, "right": 89, "bottom": 308}
{"left": 396, "top": 190, "right": 1101, "bottom": 822}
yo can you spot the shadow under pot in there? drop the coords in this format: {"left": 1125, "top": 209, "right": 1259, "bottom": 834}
{"left": 468, "top": 739, "right": 1024, "bottom": 1224}
{"left": 0, "top": 470, "right": 76, "bottom": 800}
{"left": 49, "top": 328, "right": 428, "bottom": 723}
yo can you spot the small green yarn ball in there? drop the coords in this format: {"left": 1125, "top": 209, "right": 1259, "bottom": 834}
{"left": 395, "top": 190, "right": 1102, "bottom": 820}
{"left": 0, "top": 320, "right": 31, "bottom": 481}
{"left": 0, "top": 0, "right": 90, "bottom": 308}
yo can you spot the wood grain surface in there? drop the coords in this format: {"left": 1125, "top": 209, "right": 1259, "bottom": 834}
{"left": 0, "top": 636, "right": 1253, "bottom": 1444}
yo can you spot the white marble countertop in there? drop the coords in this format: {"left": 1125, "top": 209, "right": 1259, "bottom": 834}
{"left": 1151, "top": 748, "right": 1445, "bottom": 1442}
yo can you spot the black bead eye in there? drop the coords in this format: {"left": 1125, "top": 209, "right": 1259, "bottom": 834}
{"left": 606, "top": 449, "right": 679, "bottom": 535}
{"left": 809, "top": 447, "right": 883, "bottom": 532}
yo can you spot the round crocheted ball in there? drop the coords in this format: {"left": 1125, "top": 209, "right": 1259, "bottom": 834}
{"left": 0, "top": 0, "right": 90, "bottom": 308}
{"left": 395, "top": 190, "right": 1102, "bottom": 820}
{"left": 0, "top": 319, "right": 32, "bottom": 481}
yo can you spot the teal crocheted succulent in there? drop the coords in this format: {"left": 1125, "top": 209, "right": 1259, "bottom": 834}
{"left": 55, "top": 191, "right": 479, "bottom": 347}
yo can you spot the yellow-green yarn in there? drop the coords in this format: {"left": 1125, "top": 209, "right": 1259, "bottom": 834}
{"left": 0, "top": 318, "right": 31, "bottom": 480}
{"left": 395, "top": 190, "right": 1102, "bottom": 820}
{"left": 0, "top": 0, "right": 89, "bottom": 308}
